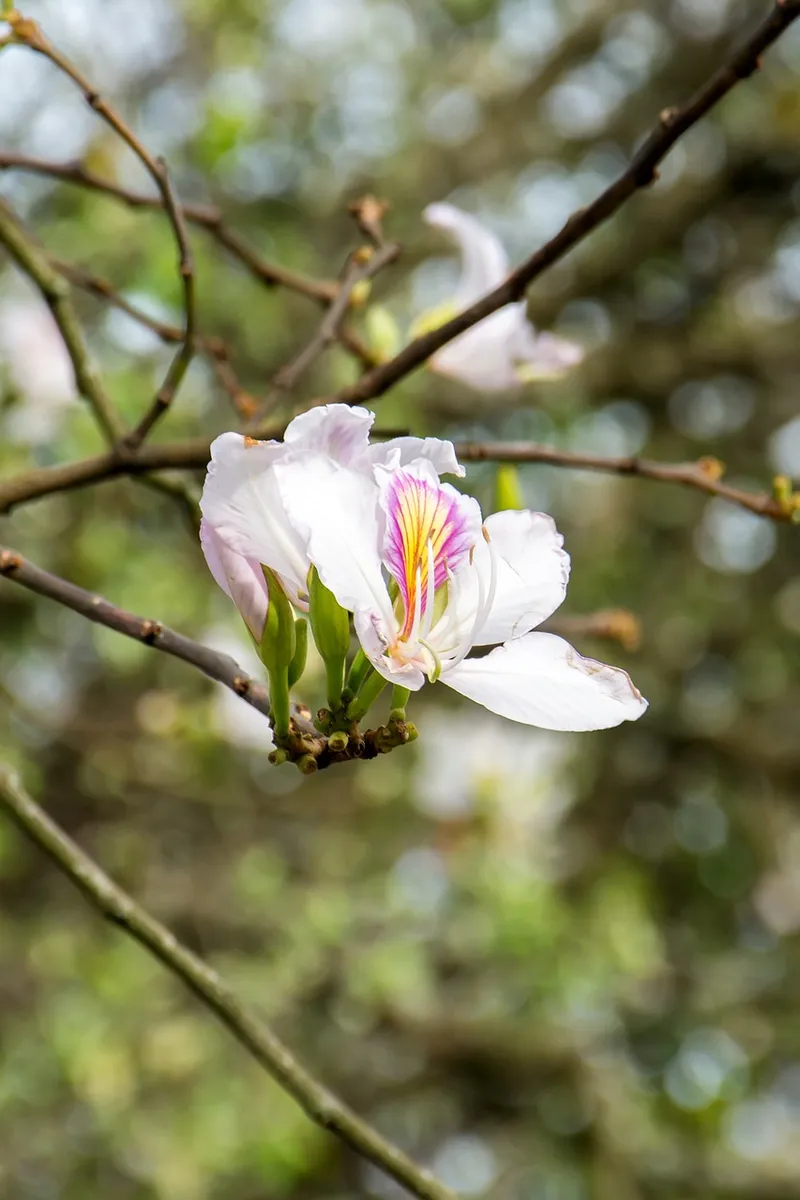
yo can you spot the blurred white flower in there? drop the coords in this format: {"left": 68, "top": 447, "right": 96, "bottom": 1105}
{"left": 412, "top": 202, "right": 584, "bottom": 391}
{"left": 0, "top": 296, "right": 76, "bottom": 444}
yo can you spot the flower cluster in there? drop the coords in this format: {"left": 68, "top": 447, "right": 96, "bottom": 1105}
{"left": 199, "top": 406, "right": 646, "bottom": 765}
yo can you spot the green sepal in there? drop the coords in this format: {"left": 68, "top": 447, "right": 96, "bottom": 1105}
{"left": 345, "top": 668, "right": 387, "bottom": 723}
{"left": 308, "top": 567, "right": 350, "bottom": 711}
{"left": 288, "top": 618, "right": 308, "bottom": 690}
{"left": 258, "top": 567, "right": 297, "bottom": 675}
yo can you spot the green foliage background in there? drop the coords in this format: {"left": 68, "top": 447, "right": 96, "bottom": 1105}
{"left": 1, "top": 0, "right": 800, "bottom": 1196}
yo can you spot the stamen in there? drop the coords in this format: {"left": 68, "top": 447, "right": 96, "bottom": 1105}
{"left": 421, "top": 539, "right": 437, "bottom": 640}
{"left": 419, "top": 638, "right": 443, "bottom": 682}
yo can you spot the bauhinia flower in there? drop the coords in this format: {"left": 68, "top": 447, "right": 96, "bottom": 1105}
{"left": 199, "top": 517, "right": 270, "bottom": 641}
{"left": 200, "top": 404, "right": 468, "bottom": 721}
{"left": 413, "top": 202, "right": 584, "bottom": 391}
{"left": 275, "top": 442, "right": 647, "bottom": 731}
{"left": 201, "top": 404, "right": 647, "bottom": 735}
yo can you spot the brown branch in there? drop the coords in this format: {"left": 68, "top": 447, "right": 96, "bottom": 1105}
{"left": 0, "top": 150, "right": 338, "bottom": 302}
{"left": 257, "top": 239, "right": 400, "bottom": 419}
{"left": 543, "top": 609, "right": 642, "bottom": 652}
{"left": 0, "top": 768, "right": 455, "bottom": 1200}
{"left": 122, "top": 159, "right": 196, "bottom": 448}
{"left": 326, "top": 0, "right": 800, "bottom": 408}
{"left": 0, "top": 152, "right": 383, "bottom": 373}
{"left": 53, "top": 258, "right": 255, "bottom": 418}
{"left": 0, "top": 546, "right": 416, "bottom": 771}
{"left": 0, "top": 197, "right": 124, "bottom": 443}
{"left": 0, "top": 435, "right": 794, "bottom": 522}
{"left": 455, "top": 441, "right": 797, "bottom": 521}
{"left": 0, "top": 545, "right": 273, "bottom": 717}
{"left": 4, "top": 13, "right": 196, "bottom": 446}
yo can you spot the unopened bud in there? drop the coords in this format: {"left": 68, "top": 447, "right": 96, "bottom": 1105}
{"left": 288, "top": 617, "right": 308, "bottom": 689}
{"left": 364, "top": 305, "right": 401, "bottom": 363}
{"left": 495, "top": 464, "right": 525, "bottom": 512}
{"left": 258, "top": 568, "right": 297, "bottom": 675}
{"left": 309, "top": 567, "right": 351, "bottom": 712}
{"left": 350, "top": 279, "right": 372, "bottom": 308}
{"left": 296, "top": 753, "right": 318, "bottom": 776}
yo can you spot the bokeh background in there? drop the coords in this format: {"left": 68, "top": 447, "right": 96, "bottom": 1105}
{"left": 1, "top": 0, "right": 800, "bottom": 1197}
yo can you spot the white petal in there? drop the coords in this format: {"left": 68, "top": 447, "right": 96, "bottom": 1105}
{"left": 428, "top": 306, "right": 524, "bottom": 392}
{"left": 283, "top": 403, "right": 375, "bottom": 463}
{"left": 443, "top": 632, "right": 648, "bottom": 731}
{"left": 473, "top": 510, "right": 570, "bottom": 645}
{"left": 200, "top": 518, "right": 269, "bottom": 640}
{"left": 354, "top": 609, "right": 426, "bottom": 691}
{"left": 424, "top": 203, "right": 509, "bottom": 304}
{"left": 274, "top": 453, "right": 391, "bottom": 623}
{"left": 512, "top": 325, "right": 585, "bottom": 382}
{"left": 199, "top": 432, "right": 310, "bottom": 596}
{"left": 366, "top": 435, "right": 465, "bottom": 478}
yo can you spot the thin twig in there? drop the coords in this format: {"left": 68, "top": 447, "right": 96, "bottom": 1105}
{"left": 327, "top": 0, "right": 800, "bottom": 408}
{"left": 5, "top": 12, "right": 196, "bottom": 446}
{"left": 53, "top": 258, "right": 254, "bottom": 418}
{"left": 0, "top": 197, "right": 124, "bottom": 442}
{"left": 0, "top": 768, "right": 456, "bottom": 1200}
{"left": 0, "top": 152, "right": 383, "bottom": 370}
{"left": 258, "top": 239, "right": 400, "bottom": 418}
{"left": 542, "top": 609, "right": 642, "bottom": 652}
{"left": 0, "top": 151, "right": 338, "bottom": 302}
{"left": 0, "top": 546, "right": 272, "bottom": 716}
{"left": 122, "top": 159, "right": 196, "bottom": 448}
{"left": 0, "top": 547, "right": 418, "bottom": 771}
{"left": 0, "top": 436, "right": 793, "bottom": 521}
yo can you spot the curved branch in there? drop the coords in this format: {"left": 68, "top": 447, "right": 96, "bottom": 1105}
{"left": 0, "top": 546, "right": 272, "bottom": 717}
{"left": 5, "top": 12, "right": 196, "bottom": 445}
{"left": 327, "top": 0, "right": 800, "bottom": 408}
{"left": 0, "top": 769, "right": 455, "bottom": 1200}
{"left": 0, "top": 437, "right": 793, "bottom": 522}
{"left": 0, "top": 151, "right": 338, "bottom": 303}
{"left": 0, "top": 197, "right": 124, "bottom": 442}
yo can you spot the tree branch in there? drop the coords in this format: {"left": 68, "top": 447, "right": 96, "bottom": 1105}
{"left": 257, "top": 238, "right": 400, "bottom": 419}
{"left": 542, "top": 609, "right": 642, "bottom": 652}
{"left": 0, "top": 150, "right": 338, "bottom": 302}
{"left": 121, "top": 158, "right": 196, "bottom": 448}
{"left": 0, "top": 436, "right": 794, "bottom": 522}
{"left": 0, "top": 768, "right": 455, "bottom": 1200}
{"left": 0, "top": 546, "right": 272, "bottom": 717}
{"left": 0, "top": 547, "right": 417, "bottom": 771}
{"left": 326, "top": 0, "right": 800, "bottom": 408}
{"left": 52, "top": 258, "right": 256, "bottom": 419}
{"left": 5, "top": 11, "right": 196, "bottom": 446}
{"left": 0, "top": 197, "right": 124, "bottom": 443}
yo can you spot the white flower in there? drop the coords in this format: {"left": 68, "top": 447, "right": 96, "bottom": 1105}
{"left": 199, "top": 403, "right": 464, "bottom": 615}
{"left": 201, "top": 404, "right": 646, "bottom": 732}
{"left": 199, "top": 517, "right": 270, "bottom": 641}
{"left": 415, "top": 202, "right": 584, "bottom": 391}
{"left": 274, "top": 441, "right": 647, "bottom": 731}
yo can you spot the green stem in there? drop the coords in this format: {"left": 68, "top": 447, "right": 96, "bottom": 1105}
{"left": 345, "top": 669, "right": 386, "bottom": 722}
{"left": 325, "top": 655, "right": 345, "bottom": 714}
{"left": 345, "top": 648, "right": 371, "bottom": 696}
{"left": 390, "top": 686, "right": 411, "bottom": 719}
{"left": 268, "top": 665, "right": 291, "bottom": 741}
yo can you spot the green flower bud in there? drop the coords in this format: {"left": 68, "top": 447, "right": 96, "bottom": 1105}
{"left": 288, "top": 617, "right": 308, "bottom": 689}
{"left": 258, "top": 568, "right": 297, "bottom": 675}
{"left": 495, "top": 464, "right": 525, "bottom": 512}
{"left": 308, "top": 567, "right": 351, "bottom": 712}
{"left": 364, "top": 305, "right": 401, "bottom": 363}
{"left": 259, "top": 567, "right": 297, "bottom": 741}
